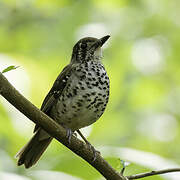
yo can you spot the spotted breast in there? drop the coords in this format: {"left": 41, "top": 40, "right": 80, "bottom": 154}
{"left": 50, "top": 60, "right": 109, "bottom": 131}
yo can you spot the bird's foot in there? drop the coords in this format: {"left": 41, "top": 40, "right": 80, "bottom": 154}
{"left": 86, "top": 141, "right": 100, "bottom": 162}
{"left": 76, "top": 130, "right": 100, "bottom": 162}
{"left": 65, "top": 128, "right": 73, "bottom": 144}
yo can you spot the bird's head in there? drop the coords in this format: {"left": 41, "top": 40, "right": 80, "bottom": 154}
{"left": 71, "top": 35, "right": 110, "bottom": 63}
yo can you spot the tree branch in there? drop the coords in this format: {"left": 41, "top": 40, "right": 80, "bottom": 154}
{"left": 127, "top": 168, "right": 180, "bottom": 179}
{"left": 0, "top": 72, "right": 126, "bottom": 180}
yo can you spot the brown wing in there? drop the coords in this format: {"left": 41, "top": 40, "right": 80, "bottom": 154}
{"left": 34, "top": 64, "right": 72, "bottom": 133}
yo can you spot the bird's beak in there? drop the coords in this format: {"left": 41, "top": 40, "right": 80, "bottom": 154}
{"left": 99, "top": 35, "right": 110, "bottom": 47}
{"left": 90, "top": 35, "right": 110, "bottom": 50}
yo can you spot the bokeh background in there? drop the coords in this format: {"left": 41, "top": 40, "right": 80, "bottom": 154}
{"left": 0, "top": 0, "right": 180, "bottom": 180}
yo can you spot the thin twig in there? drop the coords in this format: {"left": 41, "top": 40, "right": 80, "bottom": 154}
{"left": 120, "top": 166, "right": 126, "bottom": 176}
{"left": 126, "top": 168, "right": 180, "bottom": 179}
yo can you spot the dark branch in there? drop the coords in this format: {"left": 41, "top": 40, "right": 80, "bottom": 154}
{"left": 127, "top": 168, "right": 180, "bottom": 179}
{"left": 0, "top": 72, "right": 126, "bottom": 180}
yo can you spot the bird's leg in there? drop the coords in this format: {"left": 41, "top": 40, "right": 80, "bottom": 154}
{"left": 65, "top": 128, "right": 73, "bottom": 144}
{"left": 76, "top": 129, "right": 100, "bottom": 162}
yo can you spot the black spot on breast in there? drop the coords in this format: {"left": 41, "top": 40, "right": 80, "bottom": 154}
{"left": 78, "top": 99, "right": 83, "bottom": 102}
{"left": 104, "top": 81, "right": 109, "bottom": 85}
{"left": 105, "top": 97, "right": 109, "bottom": 103}
{"left": 101, "top": 74, "right": 105, "bottom": 78}
{"left": 86, "top": 104, "right": 91, "bottom": 109}
{"left": 90, "top": 96, "right": 98, "bottom": 105}
{"left": 77, "top": 102, "right": 82, "bottom": 107}
{"left": 92, "top": 82, "right": 99, "bottom": 86}
{"left": 94, "top": 109, "right": 99, "bottom": 113}
{"left": 96, "top": 72, "right": 100, "bottom": 76}
{"left": 86, "top": 81, "right": 90, "bottom": 85}
{"left": 73, "top": 89, "right": 77, "bottom": 95}
{"left": 80, "top": 75, "right": 86, "bottom": 80}
{"left": 95, "top": 102, "right": 103, "bottom": 108}
{"left": 99, "top": 80, "right": 104, "bottom": 85}
{"left": 91, "top": 92, "right": 96, "bottom": 95}
{"left": 85, "top": 62, "right": 88, "bottom": 68}
{"left": 91, "top": 67, "right": 96, "bottom": 72}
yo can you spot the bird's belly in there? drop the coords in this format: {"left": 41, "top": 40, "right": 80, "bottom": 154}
{"left": 51, "top": 88, "right": 108, "bottom": 131}
{"left": 50, "top": 62, "right": 109, "bottom": 131}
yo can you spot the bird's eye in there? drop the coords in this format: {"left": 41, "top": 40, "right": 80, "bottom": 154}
{"left": 81, "top": 43, "right": 87, "bottom": 49}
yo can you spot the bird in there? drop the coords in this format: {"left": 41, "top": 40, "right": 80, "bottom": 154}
{"left": 15, "top": 35, "right": 110, "bottom": 168}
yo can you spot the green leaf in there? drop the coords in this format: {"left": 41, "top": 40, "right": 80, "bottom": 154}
{"left": 2, "top": 66, "right": 20, "bottom": 73}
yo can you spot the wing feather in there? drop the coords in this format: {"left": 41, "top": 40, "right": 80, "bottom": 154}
{"left": 34, "top": 64, "right": 72, "bottom": 133}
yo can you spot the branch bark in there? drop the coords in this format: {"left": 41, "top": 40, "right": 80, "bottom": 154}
{"left": 0, "top": 72, "right": 126, "bottom": 180}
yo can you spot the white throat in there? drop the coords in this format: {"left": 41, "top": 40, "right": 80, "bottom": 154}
{"left": 94, "top": 47, "right": 102, "bottom": 60}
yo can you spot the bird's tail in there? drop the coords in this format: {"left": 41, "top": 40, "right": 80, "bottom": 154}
{"left": 15, "top": 129, "right": 52, "bottom": 168}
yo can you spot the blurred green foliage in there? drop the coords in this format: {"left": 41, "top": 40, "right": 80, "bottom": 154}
{"left": 0, "top": 0, "right": 180, "bottom": 179}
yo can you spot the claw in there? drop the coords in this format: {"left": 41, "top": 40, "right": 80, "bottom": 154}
{"left": 86, "top": 142, "right": 100, "bottom": 162}
{"left": 66, "top": 128, "right": 72, "bottom": 144}
{"left": 76, "top": 130, "right": 100, "bottom": 162}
